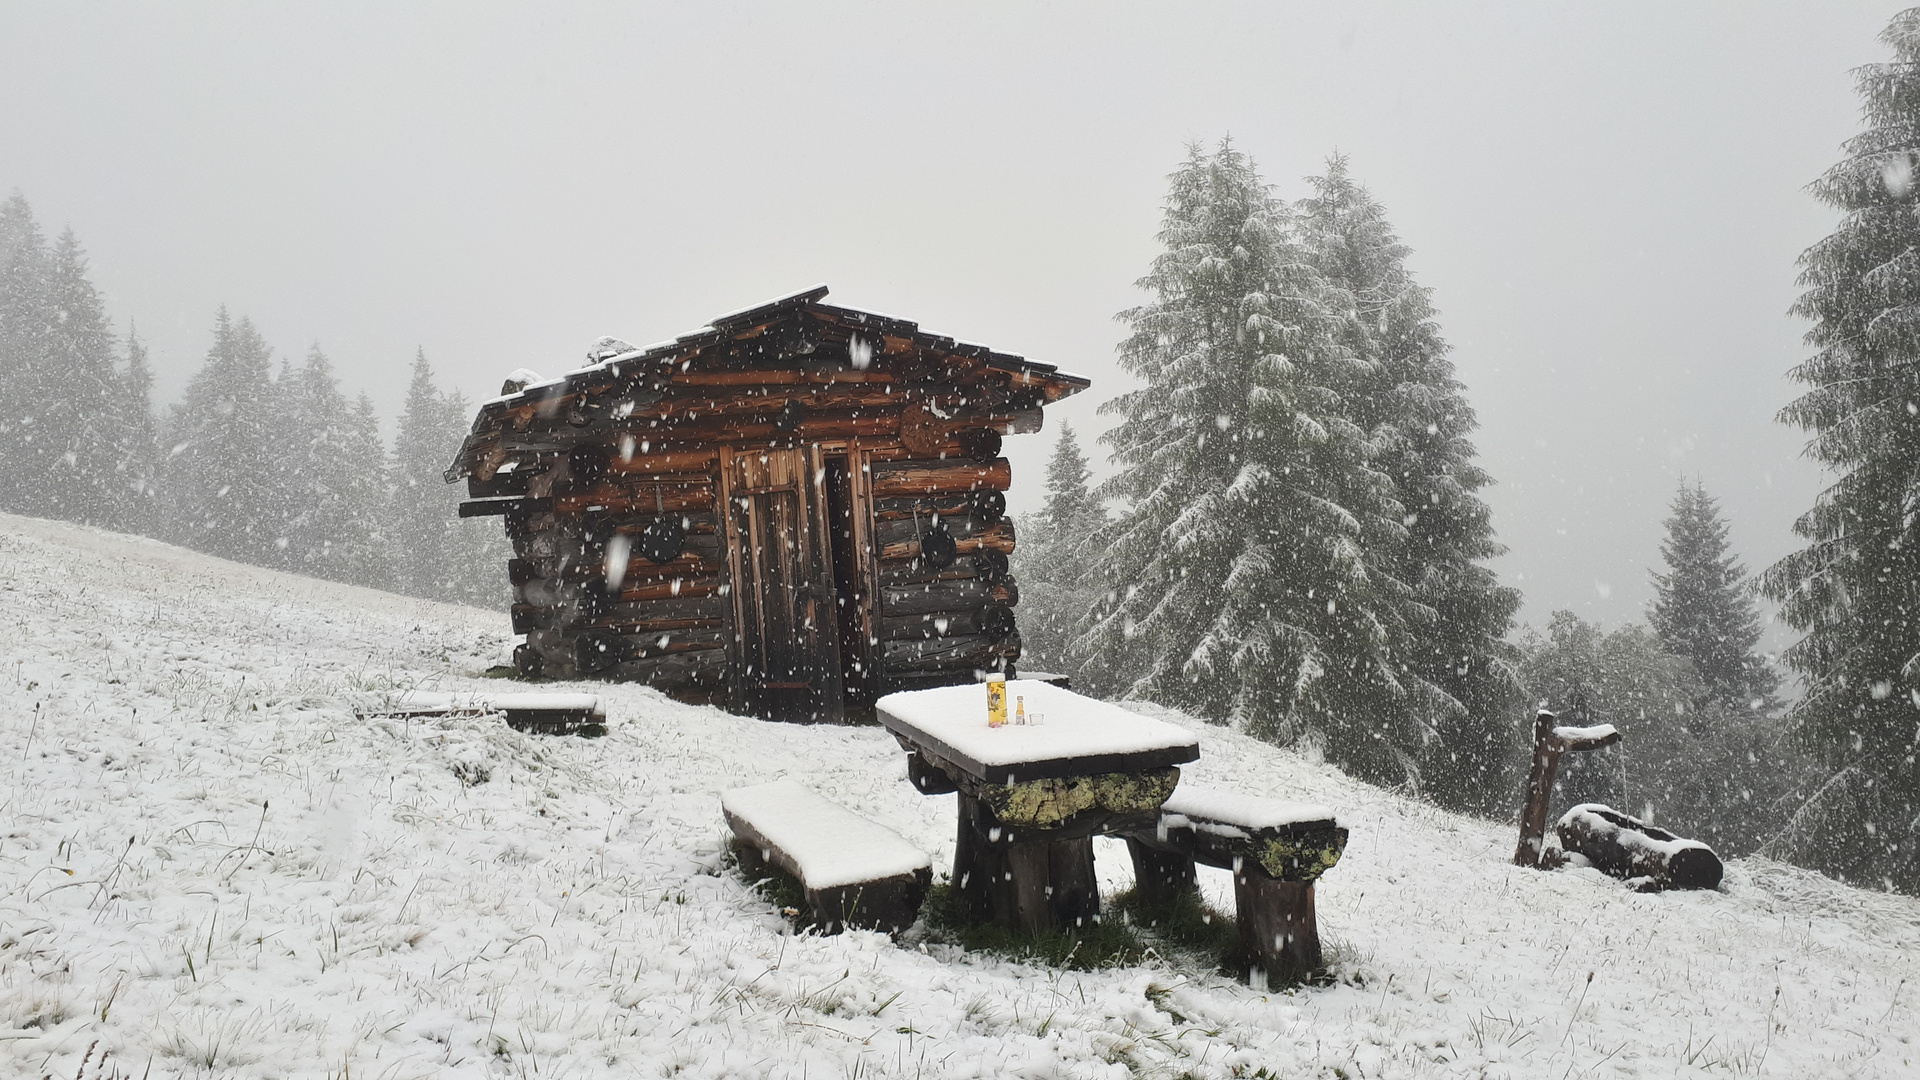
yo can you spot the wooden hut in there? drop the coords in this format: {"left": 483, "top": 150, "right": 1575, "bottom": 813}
{"left": 447, "top": 285, "right": 1089, "bottom": 722}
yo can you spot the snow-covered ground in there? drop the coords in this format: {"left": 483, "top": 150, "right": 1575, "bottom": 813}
{"left": 0, "top": 512, "right": 1914, "bottom": 1079}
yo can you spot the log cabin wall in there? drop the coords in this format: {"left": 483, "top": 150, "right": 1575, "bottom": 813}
{"left": 450, "top": 285, "right": 1087, "bottom": 722}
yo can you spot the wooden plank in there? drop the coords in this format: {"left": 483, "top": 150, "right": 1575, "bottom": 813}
{"left": 604, "top": 448, "right": 720, "bottom": 477}
{"left": 617, "top": 576, "right": 726, "bottom": 602}
{"left": 877, "top": 520, "right": 1015, "bottom": 562}
{"left": 553, "top": 483, "right": 715, "bottom": 515}
{"left": 868, "top": 458, "right": 1010, "bottom": 497}
{"left": 879, "top": 578, "right": 1008, "bottom": 615}
{"left": 871, "top": 513, "right": 1005, "bottom": 548}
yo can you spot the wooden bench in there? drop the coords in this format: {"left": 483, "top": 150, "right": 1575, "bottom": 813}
{"left": 722, "top": 779, "right": 932, "bottom": 934}
{"left": 1124, "top": 786, "right": 1348, "bottom": 984}
{"left": 363, "top": 691, "right": 607, "bottom": 736}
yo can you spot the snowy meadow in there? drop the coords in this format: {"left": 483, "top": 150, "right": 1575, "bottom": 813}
{"left": 0, "top": 513, "right": 1913, "bottom": 1078}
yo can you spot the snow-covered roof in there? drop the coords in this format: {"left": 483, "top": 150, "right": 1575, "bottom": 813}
{"left": 875, "top": 680, "right": 1200, "bottom": 784}
{"left": 449, "top": 284, "right": 1090, "bottom": 481}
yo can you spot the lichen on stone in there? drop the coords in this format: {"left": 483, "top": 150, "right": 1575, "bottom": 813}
{"left": 982, "top": 767, "right": 1181, "bottom": 828}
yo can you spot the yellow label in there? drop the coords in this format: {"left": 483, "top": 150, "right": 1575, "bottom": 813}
{"left": 987, "top": 678, "right": 1007, "bottom": 727}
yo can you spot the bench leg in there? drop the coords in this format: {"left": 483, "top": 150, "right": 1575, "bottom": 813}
{"left": 1125, "top": 837, "right": 1198, "bottom": 912}
{"left": 1234, "top": 873, "right": 1322, "bottom": 985}
{"left": 954, "top": 793, "right": 1100, "bottom": 934}
{"left": 806, "top": 872, "right": 931, "bottom": 935}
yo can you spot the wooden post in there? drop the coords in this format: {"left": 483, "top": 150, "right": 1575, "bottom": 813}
{"left": 1234, "top": 873, "right": 1321, "bottom": 985}
{"left": 1125, "top": 837, "right": 1198, "bottom": 912}
{"left": 954, "top": 792, "right": 1101, "bottom": 933}
{"left": 1514, "top": 709, "right": 1622, "bottom": 868}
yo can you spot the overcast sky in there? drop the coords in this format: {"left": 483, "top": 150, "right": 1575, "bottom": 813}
{"left": 1, "top": 2, "right": 1900, "bottom": 637}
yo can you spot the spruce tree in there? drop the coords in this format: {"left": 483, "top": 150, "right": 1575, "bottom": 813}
{"left": 339, "top": 393, "right": 393, "bottom": 589}
{"left": 1299, "top": 156, "right": 1524, "bottom": 811}
{"left": 1650, "top": 479, "right": 1777, "bottom": 706}
{"left": 391, "top": 349, "right": 450, "bottom": 597}
{"left": 1760, "top": 7, "right": 1920, "bottom": 892}
{"left": 0, "top": 194, "right": 52, "bottom": 511}
{"left": 1011, "top": 421, "right": 1102, "bottom": 677}
{"left": 114, "top": 325, "right": 159, "bottom": 533}
{"left": 33, "top": 228, "right": 128, "bottom": 526}
{"left": 1082, "top": 141, "right": 1412, "bottom": 783}
{"left": 165, "top": 308, "right": 282, "bottom": 564}
{"left": 283, "top": 345, "right": 388, "bottom": 583}
{"left": 390, "top": 350, "right": 503, "bottom": 604}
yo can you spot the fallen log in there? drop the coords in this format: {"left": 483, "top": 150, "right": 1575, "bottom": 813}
{"left": 1554, "top": 803, "right": 1723, "bottom": 891}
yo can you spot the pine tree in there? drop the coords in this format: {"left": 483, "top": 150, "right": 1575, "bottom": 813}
{"left": 1650, "top": 479, "right": 1777, "bottom": 706}
{"left": 1011, "top": 421, "right": 1103, "bottom": 677}
{"left": 390, "top": 349, "right": 450, "bottom": 597}
{"left": 390, "top": 350, "right": 503, "bottom": 605}
{"left": 0, "top": 193, "right": 53, "bottom": 512}
{"left": 114, "top": 325, "right": 159, "bottom": 533}
{"left": 1298, "top": 156, "right": 1524, "bottom": 811}
{"left": 32, "top": 228, "right": 128, "bottom": 526}
{"left": 1759, "top": 7, "right": 1920, "bottom": 893}
{"left": 165, "top": 308, "right": 283, "bottom": 564}
{"left": 338, "top": 393, "right": 393, "bottom": 589}
{"left": 1081, "top": 140, "right": 1413, "bottom": 783}
{"left": 282, "top": 345, "right": 388, "bottom": 583}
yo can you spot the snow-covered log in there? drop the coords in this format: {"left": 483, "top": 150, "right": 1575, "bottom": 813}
{"left": 1555, "top": 803, "right": 1723, "bottom": 891}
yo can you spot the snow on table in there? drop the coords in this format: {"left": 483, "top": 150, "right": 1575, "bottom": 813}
{"left": 876, "top": 680, "right": 1199, "bottom": 784}
{"left": 722, "top": 779, "right": 931, "bottom": 890}
{"left": 1160, "top": 785, "right": 1338, "bottom": 838}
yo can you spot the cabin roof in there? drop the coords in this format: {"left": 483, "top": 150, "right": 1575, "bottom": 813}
{"left": 448, "top": 285, "right": 1090, "bottom": 482}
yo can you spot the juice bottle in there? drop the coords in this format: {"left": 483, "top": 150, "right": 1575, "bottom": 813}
{"left": 987, "top": 675, "right": 1007, "bottom": 727}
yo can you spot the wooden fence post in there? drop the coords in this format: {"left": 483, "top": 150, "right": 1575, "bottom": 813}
{"left": 1513, "top": 709, "right": 1621, "bottom": 867}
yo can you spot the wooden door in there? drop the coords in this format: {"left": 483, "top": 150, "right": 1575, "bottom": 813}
{"left": 725, "top": 446, "right": 846, "bottom": 722}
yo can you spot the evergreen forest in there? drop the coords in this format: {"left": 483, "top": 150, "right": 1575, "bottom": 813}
{"left": 0, "top": 193, "right": 506, "bottom": 608}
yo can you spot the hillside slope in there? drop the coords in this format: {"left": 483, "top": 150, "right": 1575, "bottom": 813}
{"left": 0, "top": 513, "right": 1913, "bottom": 1079}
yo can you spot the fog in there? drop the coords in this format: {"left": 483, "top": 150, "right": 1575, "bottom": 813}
{"left": 1, "top": 2, "right": 1893, "bottom": 635}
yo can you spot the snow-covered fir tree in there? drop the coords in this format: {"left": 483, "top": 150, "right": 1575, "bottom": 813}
{"left": 1009, "top": 421, "right": 1103, "bottom": 678}
{"left": 391, "top": 349, "right": 453, "bottom": 596}
{"left": 33, "top": 228, "right": 134, "bottom": 527}
{"left": 1760, "top": 7, "right": 1920, "bottom": 893}
{"left": 0, "top": 193, "right": 53, "bottom": 512}
{"left": 1298, "top": 155, "right": 1523, "bottom": 811}
{"left": 1081, "top": 141, "right": 1415, "bottom": 784}
{"left": 390, "top": 351, "right": 506, "bottom": 606}
{"left": 283, "top": 346, "right": 390, "bottom": 586}
{"left": 164, "top": 308, "right": 283, "bottom": 564}
{"left": 113, "top": 325, "right": 160, "bottom": 533}
{"left": 1650, "top": 479, "right": 1777, "bottom": 707}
